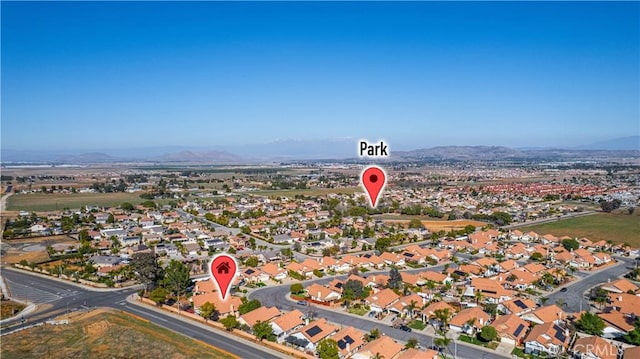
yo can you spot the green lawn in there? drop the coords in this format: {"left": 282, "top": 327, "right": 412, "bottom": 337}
{"left": 458, "top": 334, "right": 498, "bottom": 349}
{"left": 7, "top": 192, "right": 169, "bottom": 212}
{"left": 408, "top": 320, "right": 426, "bottom": 330}
{"left": 347, "top": 305, "right": 370, "bottom": 316}
{"left": 517, "top": 213, "right": 640, "bottom": 247}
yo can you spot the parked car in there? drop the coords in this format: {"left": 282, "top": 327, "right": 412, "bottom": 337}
{"left": 399, "top": 325, "right": 412, "bottom": 332}
{"left": 560, "top": 287, "right": 568, "bottom": 292}
{"left": 297, "top": 300, "right": 308, "bottom": 306}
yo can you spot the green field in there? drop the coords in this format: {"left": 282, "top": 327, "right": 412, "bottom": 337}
{"left": 6, "top": 192, "right": 165, "bottom": 212}
{"left": 1, "top": 310, "right": 237, "bottom": 359}
{"left": 518, "top": 213, "right": 640, "bottom": 247}
{"left": 249, "top": 186, "right": 362, "bottom": 197}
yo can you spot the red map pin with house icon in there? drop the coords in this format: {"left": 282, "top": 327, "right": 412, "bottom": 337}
{"left": 209, "top": 254, "right": 238, "bottom": 301}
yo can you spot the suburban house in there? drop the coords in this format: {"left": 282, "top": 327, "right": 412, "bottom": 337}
{"left": 449, "top": 307, "right": 490, "bottom": 334}
{"left": 271, "top": 309, "right": 305, "bottom": 342}
{"left": 600, "top": 279, "right": 638, "bottom": 294}
{"left": 572, "top": 336, "right": 618, "bottom": 359}
{"left": 306, "top": 283, "right": 341, "bottom": 305}
{"left": 288, "top": 318, "right": 338, "bottom": 352}
{"left": 524, "top": 322, "right": 570, "bottom": 356}
{"left": 522, "top": 304, "right": 566, "bottom": 325}
{"left": 365, "top": 288, "right": 400, "bottom": 313}
{"left": 351, "top": 336, "right": 403, "bottom": 359}
{"left": 331, "top": 326, "right": 366, "bottom": 358}
{"left": 238, "top": 306, "right": 281, "bottom": 328}
{"left": 490, "top": 314, "right": 530, "bottom": 345}
{"left": 598, "top": 311, "right": 635, "bottom": 339}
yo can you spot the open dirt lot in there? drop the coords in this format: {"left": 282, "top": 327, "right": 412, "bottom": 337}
{"left": 1, "top": 308, "right": 237, "bottom": 359}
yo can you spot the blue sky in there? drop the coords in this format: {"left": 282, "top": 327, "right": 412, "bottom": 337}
{"left": 2, "top": 1, "right": 638, "bottom": 151}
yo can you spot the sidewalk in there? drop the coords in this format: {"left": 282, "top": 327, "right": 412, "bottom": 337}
{"left": 0, "top": 272, "right": 38, "bottom": 325}
{"left": 2, "top": 266, "right": 143, "bottom": 292}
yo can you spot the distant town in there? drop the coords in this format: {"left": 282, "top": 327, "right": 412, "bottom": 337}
{"left": 1, "top": 156, "right": 639, "bottom": 359}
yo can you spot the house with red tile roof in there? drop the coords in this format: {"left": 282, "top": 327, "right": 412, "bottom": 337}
{"left": 449, "top": 307, "right": 490, "bottom": 334}
{"left": 491, "top": 314, "right": 530, "bottom": 345}
{"left": 289, "top": 318, "right": 338, "bottom": 352}
{"left": 238, "top": 306, "right": 281, "bottom": 328}
{"left": 365, "top": 288, "right": 400, "bottom": 313}
{"left": 598, "top": 311, "right": 635, "bottom": 339}
{"left": 271, "top": 309, "right": 305, "bottom": 342}
{"left": 351, "top": 336, "right": 403, "bottom": 359}
{"left": 523, "top": 322, "right": 570, "bottom": 356}
{"left": 331, "top": 326, "right": 366, "bottom": 358}
{"left": 522, "top": 304, "right": 566, "bottom": 325}
{"left": 573, "top": 336, "right": 618, "bottom": 359}
{"left": 306, "top": 283, "right": 341, "bottom": 304}
{"left": 600, "top": 278, "right": 638, "bottom": 294}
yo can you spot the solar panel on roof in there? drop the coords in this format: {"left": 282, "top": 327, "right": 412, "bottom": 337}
{"left": 344, "top": 335, "right": 354, "bottom": 344}
{"left": 404, "top": 253, "right": 415, "bottom": 257}
{"left": 306, "top": 325, "right": 322, "bottom": 337}
{"left": 335, "top": 283, "right": 343, "bottom": 288}
{"left": 513, "top": 300, "right": 527, "bottom": 309}
{"left": 554, "top": 326, "right": 566, "bottom": 342}
{"left": 513, "top": 324, "right": 525, "bottom": 337}
{"left": 337, "top": 339, "right": 347, "bottom": 349}
{"left": 245, "top": 269, "right": 255, "bottom": 274}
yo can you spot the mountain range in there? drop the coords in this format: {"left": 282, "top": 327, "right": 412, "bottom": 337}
{"left": 1, "top": 136, "right": 638, "bottom": 164}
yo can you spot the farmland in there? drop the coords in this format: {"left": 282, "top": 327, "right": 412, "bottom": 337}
{"left": 0, "top": 309, "right": 237, "bottom": 359}
{"left": 6, "top": 192, "right": 157, "bottom": 212}
{"left": 518, "top": 212, "right": 640, "bottom": 247}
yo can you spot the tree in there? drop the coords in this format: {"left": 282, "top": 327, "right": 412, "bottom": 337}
{"left": 161, "top": 260, "right": 191, "bottom": 298}
{"left": 575, "top": 312, "right": 605, "bottom": 336}
{"left": 290, "top": 283, "right": 304, "bottom": 295}
{"left": 404, "top": 300, "right": 418, "bottom": 318}
{"left": 479, "top": 325, "right": 498, "bottom": 342}
{"left": 492, "top": 211, "right": 512, "bottom": 225}
{"left": 121, "top": 202, "right": 135, "bottom": 211}
{"left": 408, "top": 219, "right": 424, "bottom": 229}
{"left": 342, "top": 279, "right": 366, "bottom": 303}
{"left": 199, "top": 301, "right": 217, "bottom": 322}
{"left": 387, "top": 267, "right": 403, "bottom": 290}
{"left": 433, "top": 308, "right": 451, "bottom": 332}
{"left": 317, "top": 338, "right": 340, "bottom": 359}
{"left": 238, "top": 298, "right": 262, "bottom": 315}
{"left": 405, "top": 337, "right": 418, "bottom": 349}
{"left": 530, "top": 252, "right": 544, "bottom": 261}
{"left": 367, "top": 328, "right": 380, "bottom": 342}
{"left": 130, "top": 252, "right": 161, "bottom": 293}
{"left": 253, "top": 320, "right": 275, "bottom": 341}
{"left": 624, "top": 318, "right": 640, "bottom": 345}
{"left": 562, "top": 238, "right": 580, "bottom": 251}
{"left": 149, "top": 287, "right": 168, "bottom": 305}
{"left": 220, "top": 315, "right": 239, "bottom": 331}
{"left": 245, "top": 256, "right": 260, "bottom": 267}
{"left": 375, "top": 237, "right": 392, "bottom": 253}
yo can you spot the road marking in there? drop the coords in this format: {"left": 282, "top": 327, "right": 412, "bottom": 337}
{"left": 122, "top": 305, "right": 168, "bottom": 322}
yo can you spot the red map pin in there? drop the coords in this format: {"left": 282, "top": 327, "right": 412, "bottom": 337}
{"left": 361, "top": 166, "right": 386, "bottom": 208}
{"left": 209, "top": 254, "right": 238, "bottom": 301}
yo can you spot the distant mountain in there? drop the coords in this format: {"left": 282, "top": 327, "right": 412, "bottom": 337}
{"left": 228, "top": 138, "right": 357, "bottom": 159}
{"left": 576, "top": 136, "right": 639, "bottom": 151}
{"left": 154, "top": 150, "right": 243, "bottom": 163}
{"left": 396, "top": 146, "right": 526, "bottom": 160}
{"left": 56, "top": 152, "right": 123, "bottom": 163}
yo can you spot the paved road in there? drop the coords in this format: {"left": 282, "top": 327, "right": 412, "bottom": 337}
{"left": 250, "top": 265, "right": 510, "bottom": 359}
{"left": 545, "top": 257, "right": 634, "bottom": 313}
{"left": 1, "top": 268, "right": 283, "bottom": 359}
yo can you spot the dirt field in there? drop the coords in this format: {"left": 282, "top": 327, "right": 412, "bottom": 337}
{"left": 0, "top": 300, "right": 26, "bottom": 320}
{"left": 379, "top": 217, "right": 487, "bottom": 231}
{"left": 1, "top": 309, "right": 237, "bottom": 359}
{"left": 6, "top": 192, "right": 149, "bottom": 212}
{"left": 1, "top": 235, "right": 75, "bottom": 264}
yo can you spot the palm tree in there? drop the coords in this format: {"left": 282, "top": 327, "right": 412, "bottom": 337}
{"left": 433, "top": 308, "right": 451, "bottom": 333}
{"left": 404, "top": 300, "right": 418, "bottom": 319}
{"left": 474, "top": 290, "right": 484, "bottom": 304}
{"left": 371, "top": 353, "right": 385, "bottom": 359}
{"left": 434, "top": 335, "right": 453, "bottom": 358}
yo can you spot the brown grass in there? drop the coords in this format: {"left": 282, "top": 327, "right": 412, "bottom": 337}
{"left": 1, "top": 309, "right": 237, "bottom": 359}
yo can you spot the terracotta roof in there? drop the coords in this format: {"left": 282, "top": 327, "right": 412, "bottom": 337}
{"left": 272, "top": 309, "right": 304, "bottom": 333}
{"left": 449, "top": 307, "right": 490, "bottom": 329}
{"left": 602, "top": 279, "right": 638, "bottom": 293}
{"left": 240, "top": 306, "right": 281, "bottom": 327}
{"left": 332, "top": 326, "right": 365, "bottom": 356}
{"left": 296, "top": 318, "right": 338, "bottom": 343}
{"left": 607, "top": 293, "right": 640, "bottom": 315}
{"left": 396, "top": 348, "right": 439, "bottom": 359}
{"left": 491, "top": 314, "right": 530, "bottom": 341}
{"left": 524, "top": 322, "right": 570, "bottom": 348}
{"left": 624, "top": 346, "right": 640, "bottom": 359}
{"left": 353, "top": 336, "right": 403, "bottom": 359}
{"left": 573, "top": 336, "right": 617, "bottom": 359}
{"left": 366, "top": 288, "right": 400, "bottom": 309}
{"left": 527, "top": 304, "right": 566, "bottom": 323}
{"left": 598, "top": 311, "right": 635, "bottom": 331}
